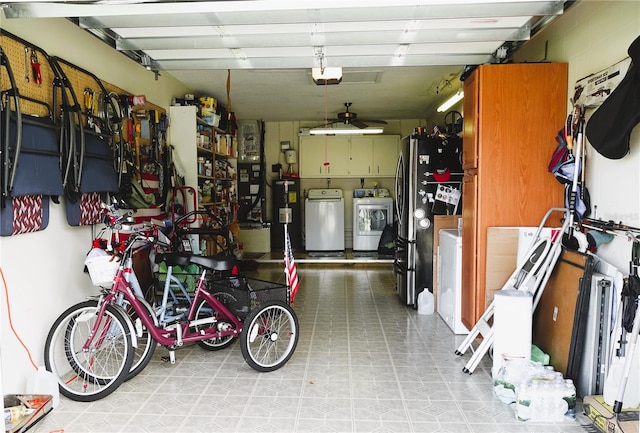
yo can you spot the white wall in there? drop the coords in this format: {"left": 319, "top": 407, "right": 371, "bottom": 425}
{"left": 0, "top": 17, "right": 190, "bottom": 393}
{"left": 512, "top": 0, "right": 640, "bottom": 272}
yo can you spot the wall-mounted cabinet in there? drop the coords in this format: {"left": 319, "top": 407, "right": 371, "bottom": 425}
{"left": 299, "top": 135, "right": 350, "bottom": 177}
{"left": 299, "top": 135, "right": 399, "bottom": 178}
{"left": 347, "top": 135, "right": 400, "bottom": 177}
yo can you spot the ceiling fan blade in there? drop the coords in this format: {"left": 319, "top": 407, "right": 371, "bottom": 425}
{"left": 351, "top": 119, "right": 369, "bottom": 129}
{"left": 360, "top": 119, "right": 387, "bottom": 125}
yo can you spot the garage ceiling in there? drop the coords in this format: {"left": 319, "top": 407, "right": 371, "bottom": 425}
{"left": 1, "top": 0, "right": 572, "bottom": 123}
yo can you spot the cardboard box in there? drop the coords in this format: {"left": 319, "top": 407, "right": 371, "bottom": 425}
{"left": 484, "top": 227, "right": 559, "bottom": 308}
{"left": 239, "top": 225, "right": 271, "bottom": 253}
{"left": 583, "top": 395, "right": 639, "bottom": 433}
{"left": 485, "top": 227, "right": 520, "bottom": 308}
{"left": 199, "top": 96, "right": 219, "bottom": 126}
{"left": 199, "top": 96, "right": 217, "bottom": 113}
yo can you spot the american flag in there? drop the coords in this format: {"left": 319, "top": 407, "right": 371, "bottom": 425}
{"left": 284, "top": 223, "right": 299, "bottom": 303}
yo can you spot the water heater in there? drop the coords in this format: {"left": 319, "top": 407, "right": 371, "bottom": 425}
{"left": 285, "top": 149, "right": 297, "bottom": 164}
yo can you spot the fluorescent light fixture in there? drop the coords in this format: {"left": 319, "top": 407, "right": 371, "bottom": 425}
{"left": 437, "top": 90, "right": 464, "bottom": 112}
{"left": 310, "top": 127, "right": 383, "bottom": 135}
{"left": 312, "top": 67, "right": 343, "bottom": 85}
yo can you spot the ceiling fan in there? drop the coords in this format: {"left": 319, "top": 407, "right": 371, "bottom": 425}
{"left": 327, "top": 102, "right": 387, "bottom": 129}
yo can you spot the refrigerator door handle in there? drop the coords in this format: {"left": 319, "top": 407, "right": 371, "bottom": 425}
{"left": 394, "top": 153, "right": 403, "bottom": 223}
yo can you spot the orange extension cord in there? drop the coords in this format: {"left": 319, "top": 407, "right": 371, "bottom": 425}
{"left": 1, "top": 266, "right": 38, "bottom": 371}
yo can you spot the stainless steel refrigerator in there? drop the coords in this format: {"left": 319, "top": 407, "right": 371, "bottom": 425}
{"left": 394, "top": 132, "right": 463, "bottom": 307}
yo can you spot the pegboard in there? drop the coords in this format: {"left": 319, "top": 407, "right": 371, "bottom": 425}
{"left": 0, "top": 30, "right": 165, "bottom": 122}
{"left": 0, "top": 33, "right": 57, "bottom": 118}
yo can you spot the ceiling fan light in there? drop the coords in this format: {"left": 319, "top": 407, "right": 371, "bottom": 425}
{"left": 312, "top": 67, "right": 343, "bottom": 85}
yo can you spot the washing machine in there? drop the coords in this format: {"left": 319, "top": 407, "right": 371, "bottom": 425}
{"left": 353, "top": 189, "right": 393, "bottom": 251}
{"left": 305, "top": 189, "right": 344, "bottom": 251}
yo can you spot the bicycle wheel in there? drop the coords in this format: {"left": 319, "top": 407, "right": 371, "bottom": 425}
{"left": 122, "top": 296, "right": 157, "bottom": 380}
{"left": 62, "top": 298, "right": 156, "bottom": 381}
{"left": 44, "top": 300, "right": 134, "bottom": 402}
{"left": 240, "top": 300, "right": 299, "bottom": 372}
{"left": 195, "top": 299, "right": 237, "bottom": 351}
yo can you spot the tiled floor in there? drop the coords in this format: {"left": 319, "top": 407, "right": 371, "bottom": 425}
{"left": 32, "top": 264, "right": 594, "bottom": 433}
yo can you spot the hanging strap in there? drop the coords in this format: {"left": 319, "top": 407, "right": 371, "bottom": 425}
{"left": 226, "top": 69, "right": 232, "bottom": 114}
{"left": 631, "top": 236, "right": 640, "bottom": 276}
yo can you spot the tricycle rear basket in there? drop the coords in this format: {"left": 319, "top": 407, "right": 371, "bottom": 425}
{"left": 208, "top": 276, "right": 289, "bottom": 319}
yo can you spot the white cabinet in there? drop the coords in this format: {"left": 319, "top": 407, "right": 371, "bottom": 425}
{"left": 299, "top": 135, "right": 349, "bottom": 177}
{"left": 299, "top": 135, "right": 399, "bottom": 178}
{"left": 372, "top": 135, "right": 400, "bottom": 177}
{"left": 348, "top": 136, "right": 374, "bottom": 176}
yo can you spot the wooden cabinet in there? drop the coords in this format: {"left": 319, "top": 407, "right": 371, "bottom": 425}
{"left": 460, "top": 63, "right": 568, "bottom": 330}
{"left": 299, "top": 135, "right": 399, "bottom": 178}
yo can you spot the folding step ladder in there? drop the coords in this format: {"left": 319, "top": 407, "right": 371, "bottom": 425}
{"left": 455, "top": 207, "right": 570, "bottom": 374}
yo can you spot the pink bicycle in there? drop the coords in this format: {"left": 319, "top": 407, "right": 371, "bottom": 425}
{"left": 44, "top": 213, "right": 299, "bottom": 402}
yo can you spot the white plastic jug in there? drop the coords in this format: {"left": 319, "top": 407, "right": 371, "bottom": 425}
{"left": 26, "top": 366, "right": 60, "bottom": 408}
{"left": 603, "top": 346, "right": 640, "bottom": 409}
{"left": 417, "top": 290, "right": 434, "bottom": 315}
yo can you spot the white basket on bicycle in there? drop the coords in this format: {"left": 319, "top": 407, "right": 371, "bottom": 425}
{"left": 85, "top": 249, "right": 121, "bottom": 287}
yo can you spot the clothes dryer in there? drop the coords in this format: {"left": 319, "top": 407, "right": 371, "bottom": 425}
{"left": 353, "top": 193, "right": 393, "bottom": 251}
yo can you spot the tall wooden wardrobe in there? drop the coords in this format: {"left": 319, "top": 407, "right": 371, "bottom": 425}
{"left": 460, "top": 62, "right": 568, "bottom": 330}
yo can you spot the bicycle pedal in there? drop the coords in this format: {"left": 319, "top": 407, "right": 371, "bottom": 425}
{"left": 160, "top": 351, "right": 177, "bottom": 364}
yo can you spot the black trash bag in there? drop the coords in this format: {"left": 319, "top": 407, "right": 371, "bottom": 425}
{"left": 621, "top": 274, "right": 640, "bottom": 333}
{"left": 377, "top": 224, "right": 396, "bottom": 257}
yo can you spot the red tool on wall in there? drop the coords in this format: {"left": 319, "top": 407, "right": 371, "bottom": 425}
{"left": 30, "top": 48, "right": 42, "bottom": 85}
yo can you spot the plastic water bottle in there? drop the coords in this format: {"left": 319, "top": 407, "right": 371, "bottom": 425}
{"left": 534, "top": 381, "right": 551, "bottom": 422}
{"left": 549, "top": 381, "right": 569, "bottom": 422}
{"left": 516, "top": 381, "right": 533, "bottom": 421}
{"left": 4, "top": 405, "right": 26, "bottom": 424}
{"left": 563, "top": 379, "right": 577, "bottom": 420}
{"left": 543, "top": 365, "right": 555, "bottom": 379}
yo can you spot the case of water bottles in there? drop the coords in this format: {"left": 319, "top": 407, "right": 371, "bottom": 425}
{"left": 493, "top": 359, "right": 576, "bottom": 422}
{"left": 515, "top": 366, "right": 577, "bottom": 422}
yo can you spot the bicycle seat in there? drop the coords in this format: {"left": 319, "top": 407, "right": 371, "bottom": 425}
{"left": 188, "top": 254, "right": 238, "bottom": 272}
{"left": 156, "top": 252, "right": 192, "bottom": 267}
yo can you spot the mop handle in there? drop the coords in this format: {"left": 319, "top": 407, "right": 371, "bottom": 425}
{"left": 567, "top": 117, "right": 584, "bottom": 229}
{"left": 613, "top": 293, "right": 640, "bottom": 414}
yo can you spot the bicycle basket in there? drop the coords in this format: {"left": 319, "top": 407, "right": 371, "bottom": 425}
{"left": 85, "top": 255, "right": 120, "bottom": 287}
{"left": 209, "top": 277, "right": 289, "bottom": 319}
